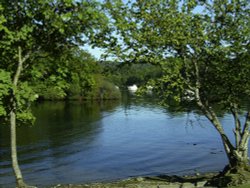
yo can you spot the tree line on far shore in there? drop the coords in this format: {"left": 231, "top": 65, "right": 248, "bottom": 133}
{"left": 25, "top": 47, "right": 162, "bottom": 101}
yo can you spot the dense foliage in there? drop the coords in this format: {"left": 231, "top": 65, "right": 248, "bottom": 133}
{"left": 28, "top": 48, "right": 96, "bottom": 100}
{"left": 0, "top": 0, "right": 111, "bottom": 119}
{"left": 104, "top": 0, "right": 250, "bottom": 105}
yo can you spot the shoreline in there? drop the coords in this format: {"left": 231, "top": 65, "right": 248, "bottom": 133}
{"left": 51, "top": 172, "right": 219, "bottom": 188}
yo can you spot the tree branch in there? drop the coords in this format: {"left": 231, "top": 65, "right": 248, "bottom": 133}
{"left": 239, "top": 111, "right": 250, "bottom": 150}
{"left": 230, "top": 103, "right": 242, "bottom": 148}
{"left": 13, "top": 46, "right": 31, "bottom": 86}
{"left": 192, "top": 59, "right": 235, "bottom": 154}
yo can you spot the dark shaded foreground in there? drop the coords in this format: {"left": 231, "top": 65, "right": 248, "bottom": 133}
{"left": 50, "top": 172, "right": 249, "bottom": 188}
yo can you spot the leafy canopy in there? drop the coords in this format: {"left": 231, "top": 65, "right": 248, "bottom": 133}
{"left": 105, "top": 0, "right": 250, "bottom": 109}
{"left": 0, "top": 0, "right": 110, "bottom": 124}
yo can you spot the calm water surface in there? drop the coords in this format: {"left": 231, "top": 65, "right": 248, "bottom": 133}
{"left": 0, "top": 95, "right": 248, "bottom": 187}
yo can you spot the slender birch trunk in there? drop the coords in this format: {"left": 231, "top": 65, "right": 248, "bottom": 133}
{"left": 10, "top": 103, "right": 27, "bottom": 187}
{"left": 10, "top": 46, "right": 31, "bottom": 188}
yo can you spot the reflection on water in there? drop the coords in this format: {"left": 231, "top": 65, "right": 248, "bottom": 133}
{"left": 0, "top": 95, "right": 249, "bottom": 187}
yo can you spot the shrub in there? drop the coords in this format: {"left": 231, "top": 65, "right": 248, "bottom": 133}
{"left": 85, "top": 75, "right": 121, "bottom": 100}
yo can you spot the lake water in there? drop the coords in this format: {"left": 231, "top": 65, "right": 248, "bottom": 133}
{"left": 0, "top": 94, "right": 248, "bottom": 187}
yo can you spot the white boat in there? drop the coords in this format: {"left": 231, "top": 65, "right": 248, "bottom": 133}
{"left": 127, "top": 84, "right": 138, "bottom": 93}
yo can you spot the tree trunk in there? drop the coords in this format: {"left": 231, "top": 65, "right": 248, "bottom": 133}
{"left": 10, "top": 46, "right": 31, "bottom": 188}
{"left": 10, "top": 106, "right": 28, "bottom": 188}
{"left": 224, "top": 111, "right": 250, "bottom": 174}
{"left": 196, "top": 97, "right": 250, "bottom": 187}
{"left": 197, "top": 101, "right": 250, "bottom": 174}
{"left": 224, "top": 148, "right": 249, "bottom": 173}
{"left": 193, "top": 60, "right": 250, "bottom": 186}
